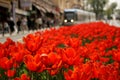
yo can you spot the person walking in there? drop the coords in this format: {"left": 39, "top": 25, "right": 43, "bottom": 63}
{"left": 4, "top": 21, "right": 9, "bottom": 33}
{"left": 7, "top": 17, "right": 15, "bottom": 35}
{"left": 0, "top": 21, "right": 5, "bottom": 36}
{"left": 21, "top": 17, "right": 28, "bottom": 33}
{"left": 17, "top": 18, "right": 21, "bottom": 34}
{"left": 35, "top": 17, "right": 43, "bottom": 30}
{"left": 31, "top": 18, "right": 35, "bottom": 30}
{"left": 47, "top": 17, "right": 50, "bottom": 28}
{"left": 27, "top": 17, "right": 32, "bottom": 31}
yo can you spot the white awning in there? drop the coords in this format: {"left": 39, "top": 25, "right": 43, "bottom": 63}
{"left": 33, "top": 4, "right": 46, "bottom": 13}
{"left": 15, "top": 8, "right": 29, "bottom": 16}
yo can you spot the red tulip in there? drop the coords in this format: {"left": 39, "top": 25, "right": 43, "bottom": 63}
{"left": 5, "top": 69, "right": 16, "bottom": 78}
{"left": 23, "top": 33, "right": 43, "bottom": 52}
{"left": 0, "top": 57, "right": 13, "bottom": 70}
{"left": 62, "top": 48, "right": 80, "bottom": 66}
{"left": 14, "top": 74, "right": 30, "bottom": 80}
{"left": 40, "top": 52, "right": 62, "bottom": 75}
{"left": 24, "top": 54, "right": 44, "bottom": 72}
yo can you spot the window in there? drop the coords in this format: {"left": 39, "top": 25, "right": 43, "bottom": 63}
{"left": 64, "top": 12, "right": 75, "bottom": 20}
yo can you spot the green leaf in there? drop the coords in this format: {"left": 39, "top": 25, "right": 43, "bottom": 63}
{"left": 91, "top": 78, "right": 99, "bottom": 80}
{"left": 84, "top": 58, "right": 90, "bottom": 63}
{"left": 57, "top": 43, "right": 66, "bottom": 48}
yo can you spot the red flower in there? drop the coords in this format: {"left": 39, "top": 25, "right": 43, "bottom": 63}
{"left": 20, "top": 74, "right": 30, "bottom": 80}
{"left": 0, "top": 57, "right": 13, "bottom": 70}
{"left": 5, "top": 69, "right": 16, "bottom": 78}
{"left": 14, "top": 74, "right": 30, "bottom": 80}
{"left": 40, "top": 52, "right": 62, "bottom": 75}
{"left": 64, "top": 70, "right": 74, "bottom": 80}
{"left": 0, "top": 21, "right": 120, "bottom": 80}
{"left": 62, "top": 48, "right": 80, "bottom": 66}
{"left": 89, "top": 52, "right": 100, "bottom": 61}
{"left": 24, "top": 54, "right": 44, "bottom": 72}
{"left": 23, "top": 33, "right": 43, "bottom": 52}
{"left": 113, "top": 51, "right": 120, "bottom": 62}
{"left": 3, "top": 38, "right": 15, "bottom": 48}
{"left": 69, "top": 38, "right": 80, "bottom": 48}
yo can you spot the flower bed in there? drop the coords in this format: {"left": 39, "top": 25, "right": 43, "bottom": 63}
{"left": 0, "top": 22, "right": 120, "bottom": 80}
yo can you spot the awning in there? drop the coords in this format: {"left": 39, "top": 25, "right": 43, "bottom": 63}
{"left": 15, "top": 8, "right": 29, "bottom": 16}
{"left": 52, "top": 10, "right": 60, "bottom": 15}
{"left": 45, "top": 7, "right": 52, "bottom": 12}
{"left": 0, "top": 0, "right": 11, "bottom": 9}
{"left": 33, "top": 4, "right": 46, "bottom": 13}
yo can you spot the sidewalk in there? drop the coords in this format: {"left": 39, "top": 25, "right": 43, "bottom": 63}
{"left": 0, "top": 26, "right": 60, "bottom": 39}
{"left": 0, "top": 30, "right": 36, "bottom": 43}
{"left": 0, "top": 26, "right": 59, "bottom": 43}
{"left": 0, "top": 31, "right": 31, "bottom": 39}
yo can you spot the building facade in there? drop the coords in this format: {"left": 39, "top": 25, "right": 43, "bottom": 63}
{"left": 51, "top": 0, "right": 83, "bottom": 13}
{"left": 0, "top": 0, "right": 11, "bottom": 22}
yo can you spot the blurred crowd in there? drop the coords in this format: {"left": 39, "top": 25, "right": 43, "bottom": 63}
{"left": 0, "top": 15, "right": 60, "bottom": 36}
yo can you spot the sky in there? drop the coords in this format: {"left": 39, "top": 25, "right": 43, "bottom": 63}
{"left": 109, "top": 0, "right": 120, "bottom": 9}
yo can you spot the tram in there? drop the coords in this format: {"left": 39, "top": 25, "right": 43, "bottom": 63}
{"left": 63, "top": 9, "right": 96, "bottom": 25}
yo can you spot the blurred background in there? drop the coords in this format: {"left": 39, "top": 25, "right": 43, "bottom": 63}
{"left": 0, "top": 0, "right": 120, "bottom": 37}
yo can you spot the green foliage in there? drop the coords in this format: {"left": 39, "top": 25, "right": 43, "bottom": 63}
{"left": 105, "top": 2, "right": 117, "bottom": 19}
{"left": 87, "top": 0, "right": 109, "bottom": 19}
{"left": 57, "top": 43, "right": 67, "bottom": 48}
{"left": 105, "top": 45, "right": 117, "bottom": 52}
{"left": 84, "top": 58, "right": 90, "bottom": 63}
{"left": 102, "top": 55, "right": 115, "bottom": 65}
{"left": 81, "top": 38, "right": 94, "bottom": 46}
{"left": 91, "top": 78, "right": 99, "bottom": 80}
{"left": 0, "top": 68, "right": 8, "bottom": 80}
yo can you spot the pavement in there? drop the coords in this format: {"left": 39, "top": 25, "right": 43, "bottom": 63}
{"left": 102, "top": 20, "right": 120, "bottom": 27}
{"left": 0, "top": 30, "right": 34, "bottom": 43}
{"left": 0, "top": 26, "right": 60, "bottom": 43}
